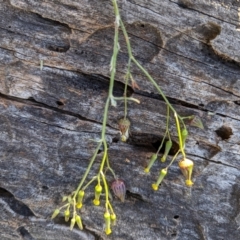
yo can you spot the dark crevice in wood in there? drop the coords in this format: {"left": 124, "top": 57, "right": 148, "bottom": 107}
{"left": 152, "top": 138, "right": 179, "bottom": 156}
{"left": 127, "top": 132, "right": 179, "bottom": 156}
{"left": 126, "top": 190, "right": 145, "bottom": 202}
{"left": 135, "top": 89, "right": 205, "bottom": 111}
{"left": 56, "top": 100, "right": 64, "bottom": 106}
{"left": 170, "top": 231, "right": 177, "bottom": 238}
{"left": 169, "top": 0, "right": 239, "bottom": 25}
{"left": 187, "top": 153, "right": 238, "bottom": 170}
{"left": 202, "top": 44, "right": 240, "bottom": 71}
{"left": 0, "top": 93, "right": 102, "bottom": 126}
{"left": 233, "top": 100, "right": 240, "bottom": 106}
{"left": 33, "top": 13, "right": 72, "bottom": 31}
{"left": 0, "top": 187, "right": 35, "bottom": 217}
{"left": 46, "top": 44, "right": 70, "bottom": 53}
{"left": 135, "top": 90, "right": 240, "bottom": 122}
{"left": 123, "top": 23, "right": 240, "bottom": 77}
{"left": 18, "top": 226, "right": 35, "bottom": 240}
{"left": 26, "top": 96, "right": 100, "bottom": 125}
{"left": 53, "top": 216, "right": 74, "bottom": 228}
{"left": 84, "top": 225, "right": 105, "bottom": 240}
{"left": 87, "top": 73, "right": 134, "bottom": 97}
{"left": 176, "top": 0, "right": 193, "bottom": 9}
{"left": 215, "top": 125, "right": 233, "bottom": 140}
{"left": 112, "top": 137, "right": 119, "bottom": 143}
{"left": 97, "top": 149, "right": 103, "bottom": 154}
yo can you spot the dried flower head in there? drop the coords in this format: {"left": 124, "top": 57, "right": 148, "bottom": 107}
{"left": 118, "top": 118, "right": 130, "bottom": 142}
{"left": 111, "top": 179, "right": 126, "bottom": 202}
{"left": 178, "top": 158, "right": 194, "bottom": 187}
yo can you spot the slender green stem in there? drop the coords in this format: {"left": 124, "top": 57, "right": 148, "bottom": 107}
{"left": 73, "top": 198, "right": 76, "bottom": 216}
{"left": 101, "top": 171, "right": 110, "bottom": 211}
{"left": 59, "top": 203, "right": 70, "bottom": 210}
{"left": 174, "top": 112, "right": 186, "bottom": 158}
{"left": 119, "top": 18, "right": 187, "bottom": 158}
{"left": 166, "top": 106, "right": 171, "bottom": 139}
{"left": 113, "top": 96, "right": 140, "bottom": 103}
{"left": 100, "top": 141, "right": 108, "bottom": 171}
{"left": 82, "top": 176, "right": 98, "bottom": 190}
{"left": 124, "top": 58, "right": 132, "bottom": 119}
{"left": 156, "top": 105, "right": 170, "bottom": 155}
{"left": 73, "top": 142, "right": 102, "bottom": 198}
{"left": 166, "top": 149, "right": 181, "bottom": 168}
{"left": 156, "top": 133, "right": 167, "bottom": 155}
{"left": 101, "top": 0, "right": 120, "bottom": 139}
{"left": 106, "top": 154, "right": 116, "bottom": 178}
{"left": 119, "top": 20, "right": 175, "bottom": 113}
{"left": 73, "top": 0, "right": 121, "bottom": 199}
{"left": 108, "top": 202, "right": 115, "bottom": 215}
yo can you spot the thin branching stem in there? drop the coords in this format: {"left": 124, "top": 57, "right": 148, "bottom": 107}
{"left": 73, "top": 142, "right": 102, "bottom": 199}
{"left": 124, "top": 58, "right": 132, "bottom": 119}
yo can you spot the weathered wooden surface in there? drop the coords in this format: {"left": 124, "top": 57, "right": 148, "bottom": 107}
{"left": 0, "top": 0, "right": 240, "bottom": 239}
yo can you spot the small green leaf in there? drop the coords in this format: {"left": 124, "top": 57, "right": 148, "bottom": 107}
{"left": 51, "top": 209, "right": 60, "bottom": 219}
{"left": 190, "top": 116, "right": 204, "bottom": 129}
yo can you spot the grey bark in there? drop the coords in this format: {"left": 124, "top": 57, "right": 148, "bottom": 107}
{"left": 0, "top": 0, "right": 240, "bottom": 239}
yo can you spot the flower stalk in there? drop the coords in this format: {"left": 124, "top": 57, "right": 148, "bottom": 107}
{"left": 51, "top": 0, "right": 196, "bottom": 235}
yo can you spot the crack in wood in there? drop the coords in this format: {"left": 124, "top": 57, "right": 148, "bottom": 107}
{"left": 0, "top": 93, "right": 104, "bottom": 127}
{"left": 18, "top": 226, "right": 35, "bottom": 240}
{"left": 0, "top": 188, "right": 35, "bottom": 217}
{"left": 169, "top": 0, "right": 239, "bottom": 25}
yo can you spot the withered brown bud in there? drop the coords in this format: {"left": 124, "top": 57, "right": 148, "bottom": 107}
{"left": 111, "top": 179, "right": 126, "bottom": 202}
{"left": 118, "top": 118, "right": 131, "bottom": 142}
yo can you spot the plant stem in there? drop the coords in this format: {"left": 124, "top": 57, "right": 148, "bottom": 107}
{"left": 124, "top": 58, "right": 132, "bottom": 119}
{"left": 174, "top": 112, "right": 186, "bottom": 158}
{"left": 101, "top": 171, "right": 110, "bottom": 211}
{"left": 113, "top": 96, "right": 140, "bottom": 103}
{"left": 156, "top": 105, "right": 170, "bottom": 155}
{"left": 166, "top": 149, "right": 181, "bottom": 168}
{"left": 82, "top": 176, "right": 98, "bottom": 190}
{"left": 73, "top": 142, "right": 102, "bottom": 198}
{"left": 119, "top": 18, "right": 186, "bottom": 157}
{"left": 74, "top": 0, "right": 121, "bottom": 199}
{"left": 119, "top": 20, "right": 175, "bottom": 113}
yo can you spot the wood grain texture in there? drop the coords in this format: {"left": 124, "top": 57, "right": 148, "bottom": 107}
{"left": 0, "top": 0, "right": 240, "bottom": 239}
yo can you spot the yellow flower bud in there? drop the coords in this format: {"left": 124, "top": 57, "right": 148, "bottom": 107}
{"left": 152, "top": 168, "right": 167, "bottom": 191}
{"left": 51, "top": 209, "right": 60, "bottom": 219}
{"left": 70, "top": 217, "right": 76, "bottom": 230}
{"left": 144, "top": 168, "right": 150, "bottom": 173}
{"left": 93, "top": 184, "right": 102, "bottom": 205}
{"left": 95, "top": 185, "right": 102, "bottom": 193}
{"left": 152, "top": 183, "right": 158, "bottom": 191}
{"left": 93, "top": 199, "right": 100, "bottom": 206}
{"left": 76, "top": 203, "right": 82, "bottom": 209}
{"left": 104, "top": 212, "right": 111, "bottom": 235}
{"left": 75, "top": 215, "right": 83, "bottom": 230}
{"left": 76, "top": 190, "right": 85, "bottom": 209}
{"left": 111, "top": 213, "right": 117, "bottom": 226}
{"left": 64, "top": 209, "right": 70, "bottom": 222}
{"left": 77, "top": 190, "right": 84, "bottom": 199}
{"left": 161, "top": 140, "right": 172, "bottom": 162}
{"left": 145, "top": 154, "right": 158, "bottom": 173}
